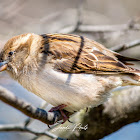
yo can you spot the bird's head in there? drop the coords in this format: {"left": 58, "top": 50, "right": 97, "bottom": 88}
{"left": 0, "top": 33, "right": 43, "bottom": 78}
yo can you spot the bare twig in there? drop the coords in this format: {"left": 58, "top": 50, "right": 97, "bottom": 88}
{"left": 57, "top": 0, "right": 84, "bottom": 34}
{"left": 0, "top": 86, "right": 63, "bottom": 125}
{"left": 58, "top": 21, "right": 140, "bottom": 34}
{"left": 74, "top": 0, "right": 84, "bottom": 31}
{"left": 77, "top": 23, "right": 140, "bottom": 33}
{"left": 0, "top": 124, "right": 66, "bottom": 140}
{"left": 77, "top": 17, "right": 140, "bottom": 33}
{"left": 24, "top": 101, "right": 48, "bottom": 127}
{"left": 111, "top": 39, "right": 140, "bottom": 52}
{"left": 24, "top": 101, "right": 49, "bottom": 140}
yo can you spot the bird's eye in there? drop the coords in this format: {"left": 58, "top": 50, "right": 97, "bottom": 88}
{"left": 8, "top": 51, "right": 14, "bottom": 56}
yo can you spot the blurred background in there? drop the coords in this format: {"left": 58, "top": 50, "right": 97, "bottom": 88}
{"left": 0, "top": 0, "right": 140, "bottom": 140}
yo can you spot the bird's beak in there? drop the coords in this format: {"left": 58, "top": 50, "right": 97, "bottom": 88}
{"left": 0, "top": 61, "right": 8, "bottom": 72}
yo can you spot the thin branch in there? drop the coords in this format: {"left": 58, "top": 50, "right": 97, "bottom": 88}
{"left": 0, "top": 124, "right": 66, "bottom": 140}
{"left": 24, "top": 101, "right": 48, "bottom": 127}
{"left": 57, "top": 0, "right": 84, "bottom": 34}
{"left": 74, "top": 0, "right": 84, "bottom": 31}
{"left": 24, "top": 101, "right": 49, "bottom": 140}
{"left": 58, "top": 19, "right": 140, "bottom": 34}
{"left": 77, "top": 23, "right": 140, "bottom": 33}
{"left": 0, "top": 86, "right": 63, "bottom": 125}
{"left": 110, "top": 39, "right": 140, "bottom": 52}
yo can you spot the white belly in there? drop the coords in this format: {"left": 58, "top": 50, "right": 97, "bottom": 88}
{"left": 18, "top": 68, "right": 123, "bottom": 112}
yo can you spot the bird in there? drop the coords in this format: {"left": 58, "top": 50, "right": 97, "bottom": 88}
{"left": 0, "top": 33, "right": 140, "bottom": 122}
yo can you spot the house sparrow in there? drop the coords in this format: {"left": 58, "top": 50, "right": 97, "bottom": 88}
{"left": 0, "top": 33, "right": 140, "bottom": 121}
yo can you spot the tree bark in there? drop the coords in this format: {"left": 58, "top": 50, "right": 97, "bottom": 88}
{"left": 70, "top": 87, "right": 140, "bottom": 140}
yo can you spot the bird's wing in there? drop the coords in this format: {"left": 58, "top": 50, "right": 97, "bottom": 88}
{"left": 40, "top": 34, "right": 140, "bottom": 74}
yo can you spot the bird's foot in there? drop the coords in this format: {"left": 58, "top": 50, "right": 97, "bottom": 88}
{"left": 49, "top": 104, "right": 69, "bottom": 123}
{"left": 49, "top": 104, "right": 67, "bottom": 112}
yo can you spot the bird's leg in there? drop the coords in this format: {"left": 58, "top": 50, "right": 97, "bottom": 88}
{"left": 49, "top": 104, "right": 69, "bottom": 123}
{"left": 49, "top": 104, "right": 67, "bottom": 112}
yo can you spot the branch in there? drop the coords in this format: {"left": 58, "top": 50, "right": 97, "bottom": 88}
{"left": 110, "top": 39, "right": 140, "bottom": 52}
{"left": 74, "top": 0, "right": 84, "bottom": 31}
{"left": 0, "top": 86, "right": 63, "bottom": 125}
{"left": 77, "top": 23, "right": 140, "bottom": 33}
{"left": 0, "top": 124, "right": 66, "bottom": 140}
{"left": 70, "top": 86, "right": 140, "bottom": 140}
{"left": 24, "top": 101, "right": 49, "bottom": 127}
{"left": 0, "top": 86, "right": 70, "bottom": 139}
{"left": 58, "top": 18, "right": 140, "bottom": 34}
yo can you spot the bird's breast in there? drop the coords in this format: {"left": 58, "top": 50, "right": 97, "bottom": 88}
{"left": 17, "top": 67, "right": 123, "bottom": 112}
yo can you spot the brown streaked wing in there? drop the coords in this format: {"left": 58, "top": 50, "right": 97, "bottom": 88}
{"left": 41, "top": 34, "right": 140, "bottom": 74}
{"left": 54, "top": 50, "right": 134, "bottom": 74}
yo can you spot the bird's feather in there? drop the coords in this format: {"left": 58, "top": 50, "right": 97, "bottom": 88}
{"left": 40, "top": 34, "right": 140, "bottom": 74}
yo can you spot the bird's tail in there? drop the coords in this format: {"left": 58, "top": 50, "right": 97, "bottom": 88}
{"left": 115, "top": 53, "right": 140, "bottom": 86}
{"left": 121, "top": 73, "right": 140, "bottom": 86}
